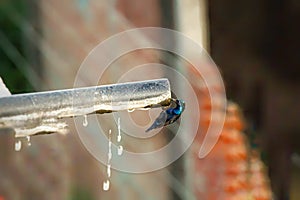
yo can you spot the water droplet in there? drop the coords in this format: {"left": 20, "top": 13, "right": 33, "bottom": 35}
{"left": 117, "top": 135, "right": 121, "bottom": 142}
{"left": 83, "top": 115, "right": 88, "bottom": 127}
{"left": 15, "top": 140, "right": 22, "bottom": 151}
{"left": 117, "top": 136, "right": 121, "bottom": 143}
{"left": 117, "top": 145, "right": 123, "bottom": 156}
{"left": 127, "top": 108, "right": 135, "bottom": 113}
{"left": 104, "top": 129, "right": 113, "bottom": 191}
{"left": 107, "top": 164, "right": 111, "bottom": 177}
{"left": 117, "top": 117, "right": 121, "bottom": 142}
{"left": 108, "top": 129, "right": 112, "bottom": 161}
{"left": 108, "top": 151, "right": 112, "bottom": 161}
{"left": 26, "top": 136, "right": 31, "bottom": 146}
{"left": 103, "top": 180, "right": 110, "bottom": 191}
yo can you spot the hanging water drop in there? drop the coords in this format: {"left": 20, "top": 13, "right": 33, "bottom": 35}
{"left": 26, "top": 136, "right": 31, "bottom": 146}
{"left": 14, "top": 140, "right": 22, "bottom": 151}
{"left": 127, "top": 108, "right": 135, "bottom": 113}
{"left": 117, "top": 145, "right": 123, "bottom": 156}
{"left": 83, "top": 115, "right": 88, "bottom": 127}
{"left": 103, "top": 180, "right": 110, "bottom": 191}
{"left": 117, "top": 117, "right": 121, "bottom": 142}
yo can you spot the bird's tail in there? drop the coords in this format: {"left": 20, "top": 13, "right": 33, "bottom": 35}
{"left": 145, "top": 126, "right": 154, "bottom": 132}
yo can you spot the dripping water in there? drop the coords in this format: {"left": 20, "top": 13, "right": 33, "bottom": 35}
{"left": 107, "top": 164, "right": 111, "bottom": 177}
{"left": 14, "top": 140, "right": 22, "bottom": 151}
{"left": 117, "top": 117, "right": 123, "bottom": 156}
{"left": 83, "top": 114, "right": 88, "bottom": 127}
{"left": 117, "top": 117, "right": 121, "bottom": 142}
{"left": 108, "top": 129, "right": 112, "bottom": 161}
{"left": 26, "top": 136, "right": 31, "bottom": 146}
{"left": 103, "top": 129, "right": 112, "bottom": 191}
{"left": 103, "top": 180, "right": 110, "bottom": 191}
{"left": 117, "top": 145, "right": 123, "bottom": 156}
{"left": 127, "top": 108, "right": 135, "bottom": 113}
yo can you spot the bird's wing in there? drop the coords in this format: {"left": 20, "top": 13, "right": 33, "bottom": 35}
{"left": 165, "top": 114, "right": 181, "bottom": 126}
{"left": 145, "top": 111, "right": 168, "bottom": 132}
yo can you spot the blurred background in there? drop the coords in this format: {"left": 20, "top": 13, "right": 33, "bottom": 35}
{"left": 0, "top": 0, "right": 299, "bottom": 199}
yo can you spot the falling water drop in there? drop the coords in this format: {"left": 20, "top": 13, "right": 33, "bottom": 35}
{"left": 117, "top": 117, "right": 121, "bottom": 142}
{"left": 83, "top": 115, "right": 88, "bottom": 127}
{"left": 15, "top": 140, "right": 22, "bottom": 151}
{"left": 103, "top": 129, "right": 112, "bottom": 191}
{"left": 117, "top": 118, "right": 123, "bottom": 156}
{"left": 108, "top": 129, "right": 112, "bottom": 161}
{"left": 108, "top": 148, "right": 112, "bottom": 161}
{"left": 26, "top": 136, "right": 31, "bottom": 146}
{"left": 103, "top": 180, "right": 110, "bottom": 191}
{"left": 117, "top": 145, "right": 123, "bottom": 156}
{"left": 107, "top": 164, "right": 111, "bottom": 177}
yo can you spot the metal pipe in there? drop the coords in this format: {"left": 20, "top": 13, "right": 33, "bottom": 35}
{"left": 0, "top": 78, "right": 171, "bottom": 137}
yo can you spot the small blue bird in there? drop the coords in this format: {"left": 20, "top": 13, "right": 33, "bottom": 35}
{"left": 146, "top": 99, "right": 185, "bottom": 132}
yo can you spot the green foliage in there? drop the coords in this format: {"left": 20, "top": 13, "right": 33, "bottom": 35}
{"left": 69, "top": 186, "right": 95, "bottom": 200}
{"left": 0, "top": 0, "right": 34, "bottom": 93}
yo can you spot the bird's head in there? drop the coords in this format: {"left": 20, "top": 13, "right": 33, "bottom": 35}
{"left": 175, "top": 99, "right": 185, "bottom": 114}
